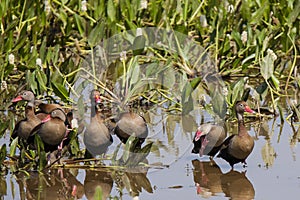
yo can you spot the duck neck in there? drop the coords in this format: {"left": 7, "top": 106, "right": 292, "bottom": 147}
{"left": 25, "top": 105, "right": 35, "bottom": 118}
{"left": 91, "top": 103, "right": 98, "bottom": 118}
{"left": 236, "top": 112, "right": 247, "bottom": 136}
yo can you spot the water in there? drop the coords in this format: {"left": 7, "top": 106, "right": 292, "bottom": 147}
{"left": 1, "top": 105, "right": 300, "bottom": 200}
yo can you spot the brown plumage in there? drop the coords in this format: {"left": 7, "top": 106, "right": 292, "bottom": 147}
{"left": 192, "top": 124, "right": 226, "bottom": 157}
{"left": 217, "top": 101, "right": 255, "bottom": 167}
{"left": 11, "top": 91, "right": 41, "bottom": 140}
{"left": 114, "top": 108, "right": 148, "bottom": 147}
{"left": 36, "top": 101, "right": 63, "bottom": 114}
{"left": 84, "top": 90, "right": 113, "bottom": 157}
{"left": 29, "top": 108, "right": 67, "bottom": 152}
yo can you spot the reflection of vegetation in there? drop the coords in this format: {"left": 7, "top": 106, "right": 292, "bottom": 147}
{"left": 0, "top": 0, "right": 299, "bottom": 198}
{"left": 112, "top": 135, "right": 153, "bottom": 167}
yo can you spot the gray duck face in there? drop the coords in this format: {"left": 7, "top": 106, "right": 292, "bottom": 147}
{"left": 235, "top": 101, "right": 254, "bottom": 114}
{"left": 12, "top": 90, "right": 35, "bottom": 103}
{"left": 49, "top": 109, "right": 66, "bottom": 122}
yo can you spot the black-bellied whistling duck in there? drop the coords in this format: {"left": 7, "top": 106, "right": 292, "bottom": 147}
{"left": 114, "top": 105, "right": 148, "bottom": 147}
{"left": 192, "top": 124, "right": 226, "bottom": 157}
{"left": 30, "top": 108, "right": 67, "bottom": 152}
{"left": 84, "top": 90, "right": 113, "bottom": 157}
{"left": 11, "top": 91, "right": 41, "bottom": 140}
{"left": 217, "top": 101, "right": 255, "bottom": 167}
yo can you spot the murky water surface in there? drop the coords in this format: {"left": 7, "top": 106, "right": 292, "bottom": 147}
{"left": 1, "top": 105, "right": 300, "bottom": 200}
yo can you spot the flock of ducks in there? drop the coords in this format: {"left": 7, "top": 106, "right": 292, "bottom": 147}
{"left": 11, "top": 90, "right": 255, "bottom": 168}
{"left": 11, "top": 90, "right": 148, "bottom": 159}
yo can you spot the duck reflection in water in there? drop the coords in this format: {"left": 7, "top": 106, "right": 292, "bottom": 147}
{"left": 192, "top": 159, "right": 255, "bottom": 199}
{"left": 192, "top": 159, "right": 223, "bottom": 198}
{"left": 15, "top": 169, "right": 84, "bottom": 200}
{"left": 220, "top": 170, "right": 255, "bottom": 200}
{"left": 84, "top": 169, "right": 113, "bottom": 200}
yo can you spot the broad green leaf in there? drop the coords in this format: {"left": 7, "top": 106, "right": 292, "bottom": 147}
{"left": 122, "top": 135, "right": 139, "bottom": 163}
{"left": 107, "top": 0, "right": 116, "bottom": 22}
{"left": 211, "top": 86, "right": 227, "bottom": 118}
{"left": 146, "top": 62, "right": 159, "bottom": 77}
{"left": 231, "top": 78, "right": 245, "bottom": 104}
{"left": 51, "top": 81, "right": 69, "bottom": 101}
{"left": 132, "top": 35, "right": 146, "bottom": 56}
{"left": 129, "top": 142, "right": 153, "bottom": 166}
{"left": 260, "top": 54, "right": 274, "bottom": 81}
{"left": 181, "top": 77, "right": 201, "bottom": 104}
{"left": 88, "top": 21, "right": 106, "bottom": 47}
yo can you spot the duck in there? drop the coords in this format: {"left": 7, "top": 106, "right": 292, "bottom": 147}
{"left": 217, "top": 101, "right": 255, "bottom": 167}
{"left": 11, "top": 91, "right": 42, "bottom": 140}
{"left": 192, "top": 123, "right": 226, "bottom": 157}
{"left": 29, "top": 108, "right": 67, "bottom": 152}
{"left": 84, "top": 90, "right": 113, "bottom": 158}
{"left": 114, "top": 104, "right": 148, "bottom": 147}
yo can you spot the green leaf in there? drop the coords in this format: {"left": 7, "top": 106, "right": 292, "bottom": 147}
{"left": 27, "top": 70, "right": 38, "bottom": 93}
{"left": 51, "top": 81, "right": 69, "bottom": 101}
{"left": 129, "top": 142, "right": 153, "bottom": 166}
{"left": 0, "top": 121, "right": 9, "bottom": 137}
{"left": 74, "top": 14, "right": 85, "bottom": 36}
{"left": 132, "top": 35, "right": 146, "bottom": 56}
{"left": 287, "top": 1, "right": 300, "bottom": 27}
{"left": 88, "top": 21, "right": 106, "bottom": 47}
{"left": 181, "top": 77, "right": 201, "bottom": 114}
{"left": 112, "top": 143, "right": 121, "bottom": 165}
{"left": 271, "top": 74, "right": 280, "bottom": 91}
{"left": 107, "top": 0, "right": 116, "bottom": 22}
{"left": 0, "top": 144, "right": 7, "bottom": 165}
{"left": 211, "top": 87, "right": 227, "bottom": 118}
{"left": 34, "top": 134, "right": 44, "bottom": 153}
{"left": 36, "top": 70, "right": 47, "bottom": 92}
{"left": 122, "top": 135, "right": 139, "bottom": 163}
{"left": 129, "top": 60, "right": 140, "bottom": 87}
{"left": 231, "top": 31, "right": 243, "bottom": 49}
{"left": 34, "top": 134, "right": 46, "bottom": 170}
{"left": 93, "top": 186, "right": 103, "bottom": 200}
{"left": 260, "top": 54, "right": 274, "bottom": 81}
{"left": 9, "top": 137, "right": 18, "bottom": 157}
{"left": 231, "top": 78, "right": 245, "bottom": 104}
